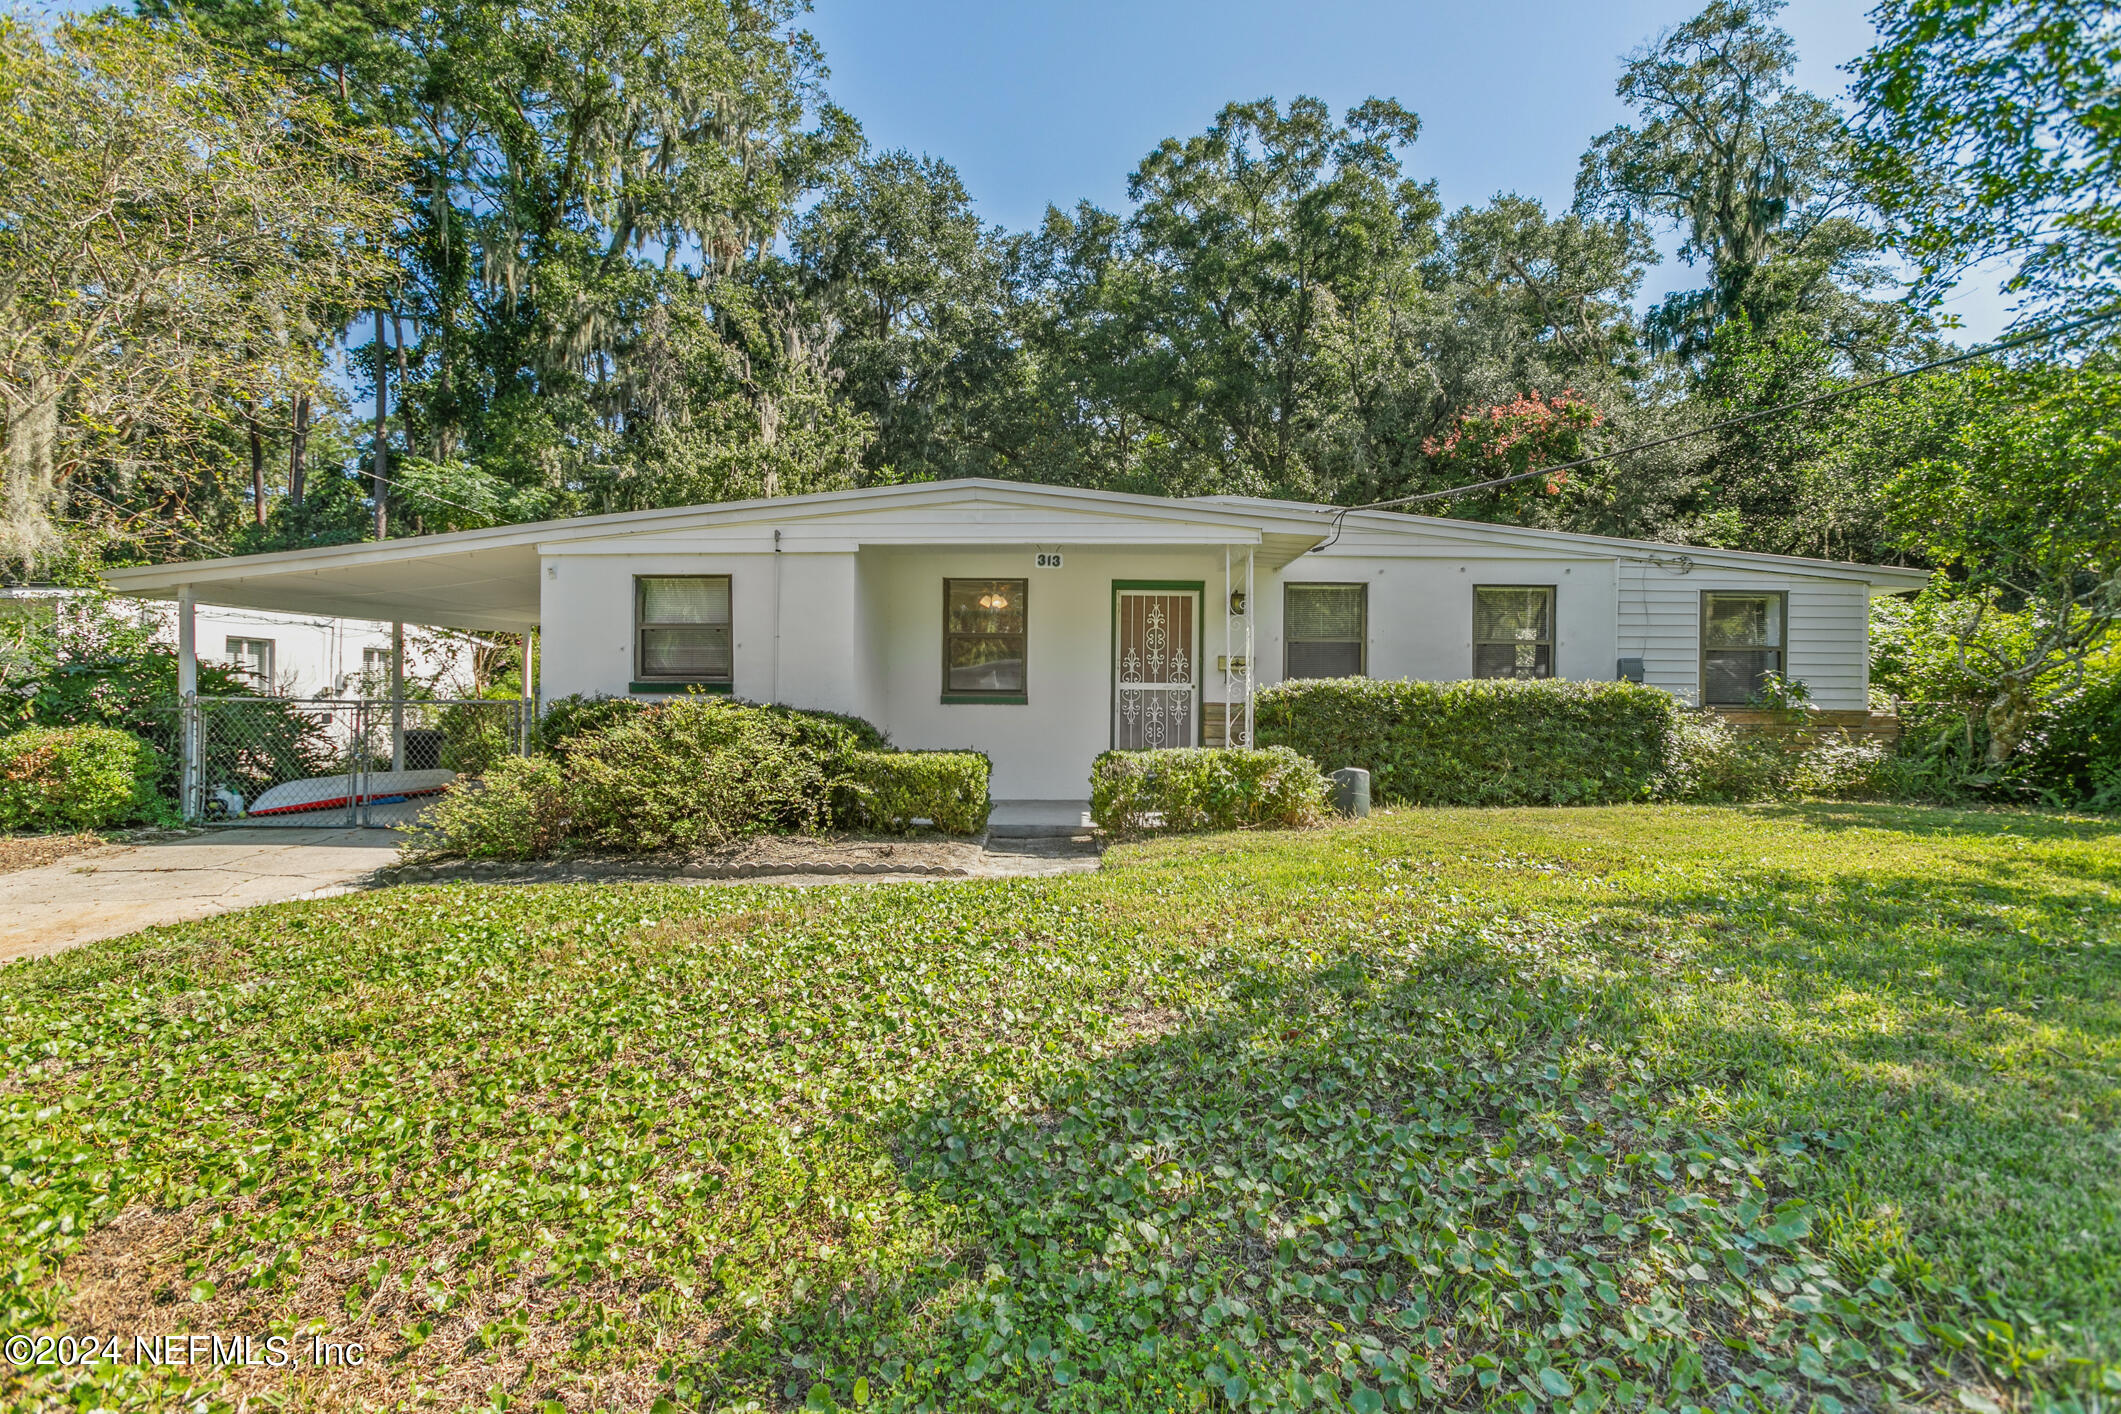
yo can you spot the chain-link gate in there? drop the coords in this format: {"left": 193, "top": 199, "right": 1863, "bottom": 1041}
{"left": 187, "top": 696, "right": 526, "bottom": 827}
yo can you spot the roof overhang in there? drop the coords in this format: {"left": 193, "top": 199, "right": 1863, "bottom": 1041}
{"left": 100, "top": 479, "right": 1336, "bottom": 627}
{"left": 103, "top": 539, "right": 543, "bottom": 632}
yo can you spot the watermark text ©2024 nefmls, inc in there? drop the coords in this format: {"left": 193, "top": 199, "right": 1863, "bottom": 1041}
{"left": 6, "top": 1332, "right": 366, "bottom": 1368}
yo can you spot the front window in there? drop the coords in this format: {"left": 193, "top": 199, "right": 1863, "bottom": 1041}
{"left": 225, "top": 637, "right": 275, "bottom": 691}
{"left": 1473, "top": 586, "right": 1554, "bottom": 679}
{"left": 1285, "top": 583, "right": 1366, "bottom": 679}
{"left": 636, "top": 576, "right": 733, "bottom": 683}
{"left": 1701, "top": 592, "right": 1785, "bottom": 704}
{"left": 943, "top": 579, "right": 1028, "bottom": 699}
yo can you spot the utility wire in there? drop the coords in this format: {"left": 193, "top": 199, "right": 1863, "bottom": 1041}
{"left": 1316, "top": 306, "right": 2121, "bottom": 550}
{"left": 68, "top": 487, "right": 232, "bottom": 561}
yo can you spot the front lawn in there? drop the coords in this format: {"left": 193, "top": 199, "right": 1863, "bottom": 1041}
{"left": 2, "top": 804, "right": 2116, "bottom": 1411}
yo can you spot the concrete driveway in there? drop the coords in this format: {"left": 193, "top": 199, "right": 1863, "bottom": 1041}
{"left": 0, "top": 828, "right": 403, "bottom": 965}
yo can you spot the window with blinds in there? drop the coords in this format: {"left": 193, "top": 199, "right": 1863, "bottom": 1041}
{"left": 1701, "top": 591, "right": 1785, "bottom": 704}
{"left": 1284, "top": 584, "right": 1366, "bottom": 679}
{"left": 1473, "top": 586, "right": 1555, "bottom": 679}
{"left": 225, "top": 637, "right": 275, "bottom": 691}
{"left": 635, "top": 575, "right": 733, "bottom": 683}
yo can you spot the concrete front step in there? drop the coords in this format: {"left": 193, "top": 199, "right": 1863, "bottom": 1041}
{"left": 987, "top": 799, "right": 1095, "bottom": 839}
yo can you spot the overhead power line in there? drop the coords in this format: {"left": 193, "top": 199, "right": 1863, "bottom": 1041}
{"left": 1317, "top": 306, "right": 2121, "bottom": 548}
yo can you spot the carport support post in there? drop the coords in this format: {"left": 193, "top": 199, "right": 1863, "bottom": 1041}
{"left": 177, "top": 585, "right": 198, "bottom": 821}
{"left": 520, "top": 630, "right": 536, "bottom": 753}
{"left": 389, "top": 622, "right": 406, "bottom": 772}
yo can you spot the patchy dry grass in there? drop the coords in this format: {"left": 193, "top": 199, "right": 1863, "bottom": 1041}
{"left": 0, "top": 803, "right": 2116, "bottom": 1412}
{"left": 0, "top": 831, "right": 104, "bottom": 875}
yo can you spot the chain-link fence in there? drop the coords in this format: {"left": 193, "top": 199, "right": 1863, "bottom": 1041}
{"left": 187, "top": 696, "right": 526, "bottom": 827}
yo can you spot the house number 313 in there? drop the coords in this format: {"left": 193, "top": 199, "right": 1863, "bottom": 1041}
{"left": 1035, "top": 552, "right": 1063, "bottom": 568}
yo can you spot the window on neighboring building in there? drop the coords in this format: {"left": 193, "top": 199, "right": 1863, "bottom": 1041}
{"left": 363, "top": 645, "right": 394, "bottom": 678}
{"left": 943, "top": 579, "right": 1028, "bottom": 700}
{"left": 1284, "top": 583, "right": 1367, "bottom": 679}
{"left": 1473, "top": 586, "right": 1555, "bottom": 679}
{"left": 225, "top": 637, "right": 275, "bottom": 691}
{"left": 635, "top": 575, "right": 733, "bottom": 683}
{"left": 1701, "top": 591, "right": 1785, "bottom": 705}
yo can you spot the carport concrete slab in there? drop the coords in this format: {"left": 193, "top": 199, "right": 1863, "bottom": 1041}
{"left": 0, "top": 828, "right": 403, "bottom": 965}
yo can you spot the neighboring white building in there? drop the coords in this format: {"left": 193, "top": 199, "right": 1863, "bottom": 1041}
{"left": 103, "top": 479, "right": 1928, "bottom": 799}
{"left": 3, "top": 589, "right": 469, "bottom": 699}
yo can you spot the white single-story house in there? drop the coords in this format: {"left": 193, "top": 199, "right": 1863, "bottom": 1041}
{"left": 103, "top": 479, "right": 1929, "bottom": 800}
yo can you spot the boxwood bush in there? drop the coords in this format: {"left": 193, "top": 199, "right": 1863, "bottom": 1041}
{"left": 845, "top": 750, "right": 991, "bottom": 835}
{"left": 1090, "top": 746, "right": 1330, "bottom": 836}
{"left": 1255, "top": 677, "right": 1678, "bottom": 806}
{"left": 0, "top": 725, "right": 165, "bottom": 832}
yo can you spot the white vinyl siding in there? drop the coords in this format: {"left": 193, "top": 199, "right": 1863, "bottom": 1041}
{"left": 1618, "top": 563, "right": 1870, "bottom": 708}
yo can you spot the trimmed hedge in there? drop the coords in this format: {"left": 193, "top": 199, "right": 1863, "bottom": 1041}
{"left": 0, "top": 725, "right": 165, "bottom": 832}
{"left": 1091, "top": 746, "right": 1330, "bottom": 836}
{"left": 846, "top": 751, "right": 992, "bottom": 835}
{"left": 1255, "top": 677, "right": 1678, "bottom": 806}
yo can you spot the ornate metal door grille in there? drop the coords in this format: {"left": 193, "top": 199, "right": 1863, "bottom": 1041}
{"left": 1114, "top": 590, "right": 1198, "bottom": 748}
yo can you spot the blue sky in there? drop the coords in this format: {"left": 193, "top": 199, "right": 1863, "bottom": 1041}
{"left": 802, "top": 0, "right": 2015, "bottom": 342}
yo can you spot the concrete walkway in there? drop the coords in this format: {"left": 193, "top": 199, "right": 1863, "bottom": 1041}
{"left": 2, "top": 812, "right": 1107, "bottom": 966}
{"left": 0, "top": 828, "right": 404, "bottom": 964}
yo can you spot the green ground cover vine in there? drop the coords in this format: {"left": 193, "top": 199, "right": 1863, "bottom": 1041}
{"left": 1, "top": 803, "right": 2115, "bottom": 1412}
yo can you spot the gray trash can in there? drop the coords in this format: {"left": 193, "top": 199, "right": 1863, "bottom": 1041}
{"left": 1329, "top": 766, "right": 1371, "bottom": 818}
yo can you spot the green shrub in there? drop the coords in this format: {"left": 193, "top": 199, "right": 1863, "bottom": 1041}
{"left": 0, "top": 725, "right": 164, "bottom": 831}
{"left": 401, "top": 756, "right": 567, "bottom": 861}
{"left": 437, "top": 698, "right": 519, "bottom": 776}
{"left": 1659, "top": 713, "right": 1931, "bottom": 804}
{"left": 535, "top": 693, "right": 650, "bottom": 758}
{"left": 1656, "top": 713, "right": 1795, "bottom": 803}
{"left": 1255, "top": 678, "right": 1678, "bottom": 806}
{"left": 846, "top": 751, "right": 991, "bottom": 835}
{"left": 564, "top": 699, "right": 836, "bottom": 850}
{"left": 1091, "top": 746, "right": 1330, "bottom": 837}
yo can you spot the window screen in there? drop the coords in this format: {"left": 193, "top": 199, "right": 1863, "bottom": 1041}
{"left": 1473, "top": 586, "right": 1554, "bottom": 679}
{"left": 1701, "top": 592, "right": 1784, "bottom": 704}
{"left": 636, "top": 575, "right": 732, "bottom": 682}
{"left": 1285, "top": 584, "right": 1366, "bottom": 679}
{"left": 944, "top": 579, "right": 1027, "bottom": 696}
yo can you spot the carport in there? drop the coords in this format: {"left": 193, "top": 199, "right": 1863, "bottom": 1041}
{"left": 104, "top": 531, "right": 547, "bottom": 824}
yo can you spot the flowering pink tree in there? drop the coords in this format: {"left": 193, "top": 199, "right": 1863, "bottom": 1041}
{"left": 1422, "top": 391, "right": 1604, "bottom": 508}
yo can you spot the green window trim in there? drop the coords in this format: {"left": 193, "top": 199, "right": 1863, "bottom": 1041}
{"left": 629, "top": 680, "right": 734, "bottom": 695}
{"left": 939, "top": 692, "right": 1030, "bottom": 705}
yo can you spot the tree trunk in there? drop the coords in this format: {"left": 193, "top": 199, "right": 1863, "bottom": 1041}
{"left": 372, "top": 309, "right": 390, "bottom": 539}
{"left": 288, "top": 392, "right": 311, "bottom": 507}
{"left": 244, "top": 402, "right": 266, "bottom": 527}
{"left": 1983, "top": 682, "right": 2036, "bottom": 767}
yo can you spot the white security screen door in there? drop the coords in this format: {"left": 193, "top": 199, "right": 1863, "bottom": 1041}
{"left": 1114, "top": 588, "right": 1199, "bottom": 748}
